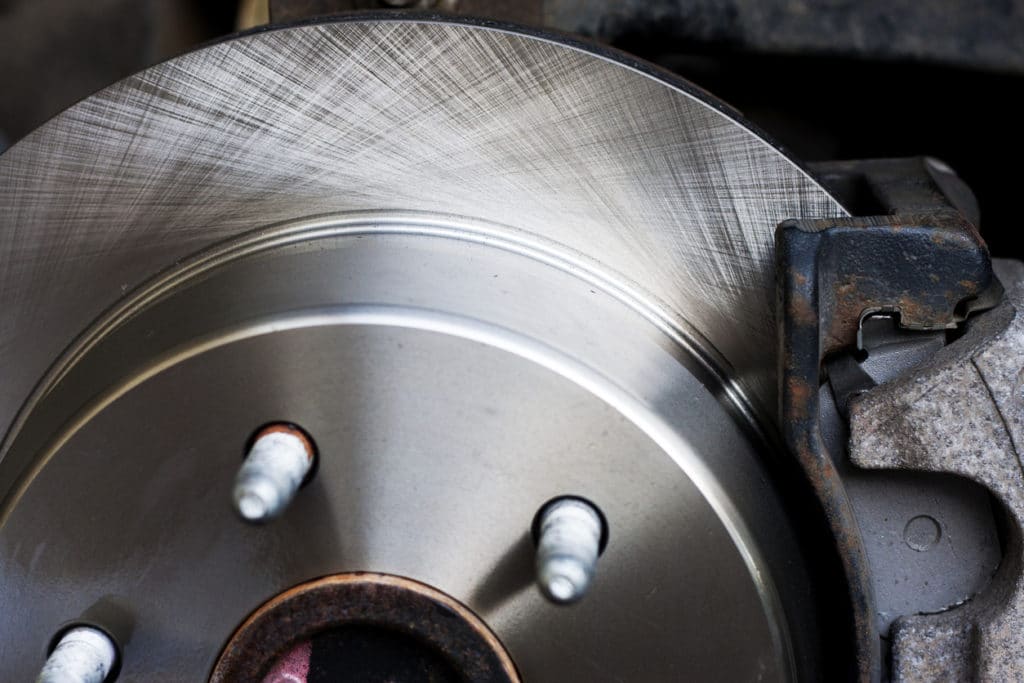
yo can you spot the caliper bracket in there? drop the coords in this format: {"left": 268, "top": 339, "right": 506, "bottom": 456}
{"left": 776, "top": 157, "right": 994, "bottom": 681}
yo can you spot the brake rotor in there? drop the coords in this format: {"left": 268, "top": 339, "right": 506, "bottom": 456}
{"left": 0, "top": 17, "right": 849, "bottom": 681}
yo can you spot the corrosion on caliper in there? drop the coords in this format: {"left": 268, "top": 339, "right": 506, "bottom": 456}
{"left": 775, "top": 157, "right": 1009, "bottom": 681}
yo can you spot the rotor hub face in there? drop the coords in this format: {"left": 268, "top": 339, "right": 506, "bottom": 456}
{"left": 0, "top": 217, "right": 808, "bottom": 679}
{"left": 0, "top": 17, "right": 849, "bottom": 681}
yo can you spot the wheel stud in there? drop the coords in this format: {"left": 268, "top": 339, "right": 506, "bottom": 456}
{"left": 38, "top": 626, "right": 118, "bottom": 683}
{"left": 534, "top": 498, "right": 605, "bottom": 604}
{"left": 233, "top": 424, "right": 315, "bottom": 523}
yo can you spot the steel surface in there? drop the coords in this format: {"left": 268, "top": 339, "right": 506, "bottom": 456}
{"left": 0, "top": 17, "right": 848, "bottom": 681}
{"left": 0, "top": 17, "right": 845, "bottom": 445}
{"left": 0, "top": 216, "right": 820, "bottom": 679}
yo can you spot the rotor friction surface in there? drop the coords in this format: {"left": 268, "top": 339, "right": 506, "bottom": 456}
{"left": 0, "top": 18, "right": 845, "bottom": 448}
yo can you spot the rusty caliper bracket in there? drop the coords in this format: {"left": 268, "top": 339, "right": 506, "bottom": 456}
{"left": 776, "top": 158, "right": 995, "bottom": 681}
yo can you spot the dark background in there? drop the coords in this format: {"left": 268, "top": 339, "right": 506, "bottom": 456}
{"left": 1, "top": 0, "right": 1020, "bottom": 257}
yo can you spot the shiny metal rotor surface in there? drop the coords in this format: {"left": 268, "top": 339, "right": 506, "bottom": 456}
{"left": 0, "top": 16, "right": 849, "bottom": 681}
{"left": 0, "top": 17, "right": 845, "bottom": 442}
{"left": 1, "top": 214, "right": 811, "bottom": 680}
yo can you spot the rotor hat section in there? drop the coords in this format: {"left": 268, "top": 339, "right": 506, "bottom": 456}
{"left": 0, "top": 216, "right": 816, "bottom": 680}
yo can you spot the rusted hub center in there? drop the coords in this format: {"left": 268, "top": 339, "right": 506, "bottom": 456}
{"left": 210, "top": 573, "right": 519, "bottom": 682}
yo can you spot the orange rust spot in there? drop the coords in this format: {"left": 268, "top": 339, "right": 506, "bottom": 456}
{"left": 788, "top": 292, "right": 818, "bottom": 327}
{"left": 256, "top": 423, "right": 315, "bottom": 463}
{"left": 958, "top": 279, "right": 980, "bottom": 293}
{"left": 786, "top": 376, "right": 813, "bottom": 421}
